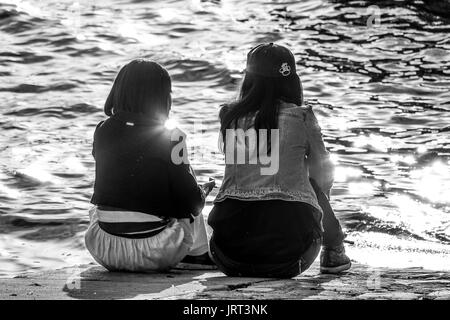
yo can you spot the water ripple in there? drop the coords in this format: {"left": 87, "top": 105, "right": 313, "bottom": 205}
{"left": 0, "top": 0, "right": 449, "bottom": 275}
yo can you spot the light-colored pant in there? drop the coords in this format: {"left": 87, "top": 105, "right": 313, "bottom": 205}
{"left": 85, "top": 207, "right": 209, "bottom": 272}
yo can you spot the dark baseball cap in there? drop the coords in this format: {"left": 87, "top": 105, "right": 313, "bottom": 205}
{"left": 245, "top": 43, "right": 296, "bottom": 78}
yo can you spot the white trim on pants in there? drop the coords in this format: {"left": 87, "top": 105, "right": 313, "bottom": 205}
{"left": 84, "top": 207, "right": 209, "bottom": 272}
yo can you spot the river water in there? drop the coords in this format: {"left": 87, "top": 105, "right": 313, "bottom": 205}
{"left": 0, "top": 0, "right": 449, "bottom": 276}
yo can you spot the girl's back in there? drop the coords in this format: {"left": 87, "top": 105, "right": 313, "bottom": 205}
{"left": 216, "top": 100, "right": 333, "bottom": 220}
{"left": 91, "top": 113, "right": 172, "bottom": 216}
{"left": 85, "top": 59, "right": 212, "bottom": 273}
{"left": 209, "top": 43, "right": 350, "bottom": 278}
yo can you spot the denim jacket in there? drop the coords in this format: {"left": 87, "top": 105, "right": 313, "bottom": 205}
{"left": 214, "top": 101, "right": 335, "bottom": 221}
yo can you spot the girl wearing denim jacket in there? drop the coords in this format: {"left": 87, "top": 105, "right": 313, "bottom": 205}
{"left": 208, "top": 43, "right": 351, "bottom": 278}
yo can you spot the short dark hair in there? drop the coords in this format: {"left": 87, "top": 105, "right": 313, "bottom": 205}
{"left": 104, "top": 59, "right": 172, "bottom": 119}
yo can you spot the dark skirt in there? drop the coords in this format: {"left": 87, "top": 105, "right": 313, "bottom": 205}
{"left": 208, "top": 199, "right": 323, "bottom": 278}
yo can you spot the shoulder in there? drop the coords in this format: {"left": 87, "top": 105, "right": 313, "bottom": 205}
{"left": 278, "top": 101, "right": 312, "bottom": 120}
{"left": 302, "top": 104, "right": 322, "bottom": 131}
{"left": 95, "top": 119, "right": 106, "bottom": 130}
{"left": 278, "top": 101, "right": 322, "bottom": 131}
{"left": 93, "top": 119, "right": 107, "bottom": 138}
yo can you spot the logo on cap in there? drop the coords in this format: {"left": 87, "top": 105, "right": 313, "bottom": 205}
{"left": 279, "top": 63, "right": 291, "bottom": 76}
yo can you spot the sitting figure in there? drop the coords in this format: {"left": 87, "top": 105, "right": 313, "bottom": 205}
{"left": 85, "top": 59, "right": 215, "bottom": 272}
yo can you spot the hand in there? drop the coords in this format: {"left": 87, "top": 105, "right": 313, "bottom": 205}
{"left": 202, "top": 178, "right": 216, "bottom": 196}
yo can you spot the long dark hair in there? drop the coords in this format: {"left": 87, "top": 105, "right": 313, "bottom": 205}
{"left": 219, "top": 71, "right": 303, "bottom": 143}
{"left": 104, "top": 59, "right": 172, "bottom": 120}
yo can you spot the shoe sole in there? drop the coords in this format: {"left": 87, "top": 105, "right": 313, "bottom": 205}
{"left": 320, "top": 261, "right": 352, "bottom": 274}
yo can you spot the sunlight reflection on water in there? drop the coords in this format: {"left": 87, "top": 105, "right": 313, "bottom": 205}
{"left": 18, "top": 163, "right": 56, "bottom": 184}
{"left": 347, "top": 232, "right": 450, "bottom": 271}
{"left": 0, "top": 0, "right": 449, "bottom": 275}
{"left": 352, "top": 134, "right": 392, "bottom": 153}
{"left": 411, "top": 161, "right": 450, "bottom": 204}
{"left": 0, "top": 183, "right": 22, "bottom": 199}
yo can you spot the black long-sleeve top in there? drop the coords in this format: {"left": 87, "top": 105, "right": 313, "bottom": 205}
{"left": 90, "top": 111, "right": 205, "bottom": 219}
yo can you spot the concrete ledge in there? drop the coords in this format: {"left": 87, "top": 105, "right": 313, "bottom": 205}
{"left": 1, "top": 262, "right": 449, "bottom": 300}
